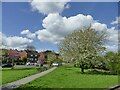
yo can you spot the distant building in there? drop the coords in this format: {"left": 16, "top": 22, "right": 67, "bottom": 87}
{"left": 38, "top": 52, "right": 47, "bottom": 65}
{"left": 8, "top": 49, "right": 20, "bottom": 60}
{"left": 38, "top": 50, "right": 60, "bottom": 64}
{"left": 2, "top": 48, "right": 60, "bottom": 65}
{"left": 25, "top": 50, "right": 38, "bottom": 63}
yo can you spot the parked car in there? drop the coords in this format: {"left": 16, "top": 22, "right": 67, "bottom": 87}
{"left": 52, "top": 62, "right": 62, "bottom": 67}
{"left": 26, "top": 62, "right": 40, "bottom": 66}
{"left": 26, "top": 62, "right": 34, "bottom": 66}
{"left": 2, "top": 64, "right": 13, "bottom": 68}
{"left": 34, "top": 63, "right": 41, "bottom": 66}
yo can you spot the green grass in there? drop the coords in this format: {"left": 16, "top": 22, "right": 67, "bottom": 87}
{"left": 17, "top": 66, "right": 118, "bottom": 89}
{"left": 2, "top": 67, "right": 40, "bottom": 85}
{"left": 0, "top": 68, "right": 2, "bottom": 85}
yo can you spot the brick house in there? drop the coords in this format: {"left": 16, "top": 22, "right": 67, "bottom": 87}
{"left": 38, "top": 52, "right": 47, "bottom": 65}
{"left": 38, "top": 50, "right": 60, "bottom": 65}
{"left": 8, "top": 49, "right": 20, "bottom": 60}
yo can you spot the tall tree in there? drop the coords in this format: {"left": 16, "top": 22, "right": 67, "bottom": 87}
{"left": 59, "top": 26, "right": 106, "bottom": 73}
{"left": 26, "top": 45, "right": 36, "bottom": 51}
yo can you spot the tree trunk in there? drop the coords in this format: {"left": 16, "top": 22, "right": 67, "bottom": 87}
{"left": 81, "top": 67, "right": 84, "bottom": 73}
{"left": 80, "top": 63, "right": 84, "bottom": 73}
{"left": 11, "top": 59, "right": 15, "bottom": 69}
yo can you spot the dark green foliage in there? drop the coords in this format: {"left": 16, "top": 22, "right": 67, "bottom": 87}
{"left": 22, "top": 57, "right": 27, "bottom": 64}
{"left": 105, "top": 52, "right": 119, "bottom": 74}
{"left": 36, "top": 66, "right": 48, "bottom": 72}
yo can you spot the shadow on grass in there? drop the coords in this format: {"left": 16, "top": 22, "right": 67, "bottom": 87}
{"left": 76, "top": 69, "right": 117, "bottom": 75}
{"left": 65, "top": 68, "right": 73, "bottom": 70}
{"left": 2, "top": 68, "right": 36, "bottom": 71}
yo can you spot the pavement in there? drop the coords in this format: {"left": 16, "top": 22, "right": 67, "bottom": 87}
{"left": 1, "top": 67, "right": 57, "bottom": 90}
{"left": 107, "top": 85, "right": 120, "bottom": 90}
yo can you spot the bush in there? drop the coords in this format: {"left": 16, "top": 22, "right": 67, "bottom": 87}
{"left": 105, "top": 52, "right": 119, "bottom": 74}
{"left": 36, "top": 66, "right": 48, "bottom": 72}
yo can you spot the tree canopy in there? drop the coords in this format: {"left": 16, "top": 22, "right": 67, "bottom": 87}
{"left": 59, "top": 26, "right": 106, "bottom": 73}
{"left": 25, "top": 45, "right": 36, "bottom": 51}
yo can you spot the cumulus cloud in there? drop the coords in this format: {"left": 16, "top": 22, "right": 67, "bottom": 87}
{"left": 106, "top": 27, "right": 118, "bottom": 43}
{"left": 35, "top": 13, "right": 94, "bottom": 43}
{"left": 30, "top": 0, "right": 70, "bottom": 14}
{"left": 29, "top": 1, "right": 118, "bottom": 52}
{"left": 35, "top": 29, "right": 64, "bottom": 44}
{"left": 21, "top": 29, "right": 36, "bottom": 38}
{"left": 35, "top": 13, "right": 117, "bottom": 44}
{"left": 111, "top": 16, "right": 120, "bottom": 26}
{"left": 92, "top": 23, "right": 118, "bottom": 43}
{"left": 105, "top": 44, "right": 118, "bottom": 52}
{"left": 43, "top": 13, "right": 94, "bottom": 36}
{"left": 0, "top": 32, "right": 33, "bottom": 49}
{"left": 91, "top": 23, "right": 107, "bottom": 31}
{"left": 33, "top": 13, "right": 118, "bottom": 52}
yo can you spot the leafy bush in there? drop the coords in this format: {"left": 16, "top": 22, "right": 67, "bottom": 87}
{"left": 36, "top": 66, "right": 52, "bottom": 72}
{"left": 105, "top": 52, "right": 119, "bottom": 74}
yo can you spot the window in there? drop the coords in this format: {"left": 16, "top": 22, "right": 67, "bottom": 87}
{"left": 31, "top": 58, "right": 33, "bottom": 61}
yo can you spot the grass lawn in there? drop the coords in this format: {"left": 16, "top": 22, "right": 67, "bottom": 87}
{"left": 2, "top": 67, "right": 43, "bottom": 85}
{"left": 0, "top": 68, "right": 2, "bottom": 85}
{"left": 17, "top": 66, "right": 118, "bottom": 89}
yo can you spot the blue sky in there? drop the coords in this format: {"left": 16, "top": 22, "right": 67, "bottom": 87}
{"left": 2, "top": 2, "right": 118, "bottom": 52}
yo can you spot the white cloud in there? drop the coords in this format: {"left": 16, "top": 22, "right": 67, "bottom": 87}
{"left": 91, "top": 23, "right": 107, "bottom": 31}
{"left": 111, "top": 16, "right": 120, "bottom": 26}
{"left": 30, "top": 0, "right": 70, "bottom": 15}
{"left": 106, "top": 27, "right": 118, "bottom": 43}
{"left": 21, "top": 29, "right": 29, "bottom": 34}
{"left": 21, "top": 29, "right": 36, "bottom": 38}
{"left": 35, "top": 29, "right": 64, "bottom": 44}
{"left": 36, "top": 13, "right": 118, "bottom": 43}
{"left": 105, "top": 44, "right": 118, "bottom": 52}
{"left": 0, "top": 32, "right": 33, "bottom": 49}
{"left": 92, "top": 23, "right": 118, "bottom": 43}
{"left": 29, "top": 1, "right": 119, "bottom": 52}
{"left": 33, "top": 13, "right": 118, "bottom": 52}
{"left": 35, "top": 13, "right": 94, "bottom": 44}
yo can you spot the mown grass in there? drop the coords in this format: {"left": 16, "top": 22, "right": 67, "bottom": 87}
{"left": 0, "top": 67, "right": 2, "bottom": 85}
{"left": 16, "top": 66, "right": 118, "bottom": 89}
{"left": 2, "top": 67, "right": 42, "bottom": 85}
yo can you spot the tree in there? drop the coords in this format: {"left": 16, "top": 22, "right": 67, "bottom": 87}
{"left": 26, "top": 45, "right": 36, "bottom": 51}
{"left": 118, "top": 51, "right": 120, "bottom": 75}
{"left": 47, "top": 51, "right": 56, "bottom": 66}
{"left": 59, "top": 26, "right": 106, "bottom": 73}
{"left": 1, "top": 49, "right": 9, "bottom": 64}
{"left": 22, "top": 56, "right": 27, "bottom": 65}
{"left": 105, "top": 52, "right": 119, "bottom": 74}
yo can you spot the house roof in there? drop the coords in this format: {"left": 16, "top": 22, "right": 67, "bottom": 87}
{"left": 25, "top": 50, "right": 38, "bottom": 55}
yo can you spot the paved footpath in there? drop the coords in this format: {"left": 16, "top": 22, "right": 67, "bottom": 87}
{"left": 1, "top": 67, "right": 57, "bottom": 90}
